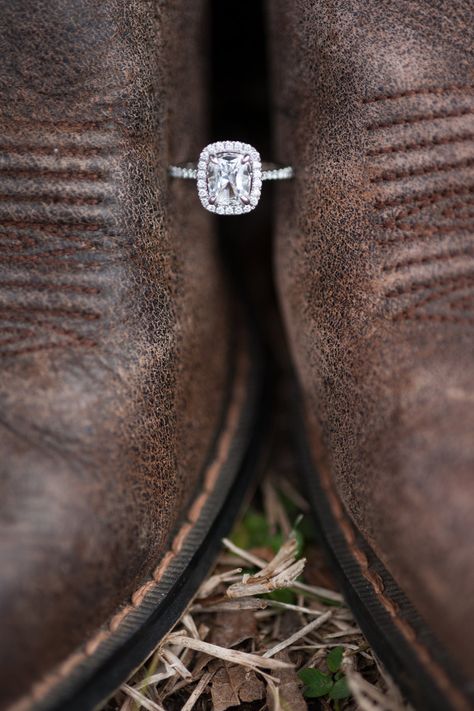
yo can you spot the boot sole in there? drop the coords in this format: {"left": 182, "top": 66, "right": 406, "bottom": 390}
{"left": 19, "top": 321, "right": 268, "bottom": 711}
{"left": 294, "top": 394, "right": 473, "bottom": 711}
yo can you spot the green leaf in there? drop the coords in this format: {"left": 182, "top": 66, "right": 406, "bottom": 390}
{"left": 298, "top": 515, "right": 318, "bottom": 544}
{"left": 232, "top": 510, "right": 272, "bottom": 549}
{"left": 244, "top": 511, "right": 270, "bottom": 547}
{"left": 298, "top": 668, "right": 334, "bottom": 698}
{"left": 270, "top": 531, "right": 284, "bottom": 554}
{"left": 293, "top": 528, "right": 305, "bottom": 557}
{"left": 230, "top": 521, "right": 250, "bottom": 550}
{"left": 266, "top": 588, "right": 296, "bottom": 604}
{"left": 319, "top": 596, "right": 343, "bottom": 608}
{"left": 329, "top": 676, "right": 351, "bottom": 700}
{"left": 326, "top": 645, "right": 343, "bottom": 673}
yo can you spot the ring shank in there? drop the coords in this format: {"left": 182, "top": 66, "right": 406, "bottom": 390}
{"left": 169, "top": 162, "right": 293, "bottom": 180}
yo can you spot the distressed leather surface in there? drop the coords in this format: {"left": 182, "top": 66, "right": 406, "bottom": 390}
{"left": 0, "top": 1, "right": 230, "bottom": 706}
{"left": 269, "top": 0, "right": 474, "bottom": 677}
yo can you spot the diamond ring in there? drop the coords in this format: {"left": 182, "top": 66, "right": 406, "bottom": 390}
{"left": 169, "top": 141, "right": 293, "bottom": 215}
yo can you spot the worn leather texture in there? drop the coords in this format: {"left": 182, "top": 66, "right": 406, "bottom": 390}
{"left": 0, "top": 1, "right": 231, "bottom": 707}
{"left": 269, "top": 0, "right": 474, "bottom": 678}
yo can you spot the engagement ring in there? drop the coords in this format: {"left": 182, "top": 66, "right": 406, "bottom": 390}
{"left": 169, "top": 141, "right": 293, "bottom": 215}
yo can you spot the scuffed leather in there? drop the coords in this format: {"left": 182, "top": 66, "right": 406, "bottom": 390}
{"left": 0, "top": 0, "right": 230, "bottom": 706}
{"left": 269, "top": 0, "right": 474, "bottom": 676}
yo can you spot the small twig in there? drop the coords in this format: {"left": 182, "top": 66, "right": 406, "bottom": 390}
{"left": 325, "top": 627, "right": 362, "bottom": 638}
{"left": 343, "top": 655, "right": 407, "bottom": 711}
{"left": 135, "top": 664, "right": 176, "bottom": 690}
{"left": 191, "top": 597, "right": 268, "bottom": 613}
{"left": 120, "top": 684, "right": 166, "bottom": 711}
{"left": 196, "top": 568, "right": 243, "bottom": 598}
{"left": 291, "top": 579, "right": 344, "bottom": 603}
{"left": 265, "top": 598, "right": 327, "bottom": 617}
{"left": 181, "top": 614, "right": 200, "bottom": 640}
{"left": 161, "top": 648, "right": 192, "bottom": 680}
{"left": 168, "top": 634, "right": 293, "bottom": 672}
{"left": 227, "top": 559, "right": 306, "bottom": 598}
{"left": 263, "top": 611, "right": 332, "bottom": 658}
{"left": 291, "top": 642, "right": 362, "bottom": 651}
{"left": 266, "top": 677, "right": 282, "bottom": 711}
{"left": 223, "top": 537, "right": 343, "bottom": 603}
{"left": 180, "top": 671, "right": 214, "bottom": 711}
{"left": 222, "top": 538, "right": 265, "bottom": 567}
{"left": 118, "top": 697, "right": 135, "bottom": 711}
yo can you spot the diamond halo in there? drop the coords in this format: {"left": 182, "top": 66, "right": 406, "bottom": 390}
{"left": 197, "top": 141, "right": 262, "bottom": 215}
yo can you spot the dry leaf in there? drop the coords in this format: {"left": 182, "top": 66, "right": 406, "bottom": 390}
{"left": 279, "top": 610, "right": 305, "bottom": 639}
{"left": 239, "top": 670, "right": 266, "bottom": 703}
{"left": 266, "top": 652, "right": 306, "bottom": 711}
{"left": 211, "top": 608, "right": 257, "bottom": 648}
{"left": 211, "top": 662, "right": 265, "bottom": 711}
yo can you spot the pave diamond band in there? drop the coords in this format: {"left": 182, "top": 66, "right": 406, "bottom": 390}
{"left": 169, "top": 141, "right": 293, "bottom": 215}
{"left": 169, "top": 163, "right": 294, "bottom": 181}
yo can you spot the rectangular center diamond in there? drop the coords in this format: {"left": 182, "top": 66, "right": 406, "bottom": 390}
{"left": 207, "top": 152, "right": 253, "bottom": 207}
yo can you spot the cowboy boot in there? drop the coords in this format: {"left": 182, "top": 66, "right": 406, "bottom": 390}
{"left": 269, "top": 1, "right": 474, "bottom": 708}
{"left": 0, "top": 2, "right": 263, "bottom": 709}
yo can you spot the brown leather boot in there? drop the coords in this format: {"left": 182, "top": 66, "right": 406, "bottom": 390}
{"left": 268, "top": 1, "right": 474, "bottom": 709}
{"left": 0, "top": 2, "right": 264, "bottom": 710}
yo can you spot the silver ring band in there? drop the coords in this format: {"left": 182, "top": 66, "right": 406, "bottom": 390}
{"left": 169, "top": 162, "right": 294, "bottom": 181}
{"left": 168, "top": 140, "right": 293, "bottom": 215}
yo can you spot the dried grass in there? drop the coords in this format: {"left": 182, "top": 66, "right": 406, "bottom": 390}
{"left": 102, "top": 477, "right": 411, "bottom": 711}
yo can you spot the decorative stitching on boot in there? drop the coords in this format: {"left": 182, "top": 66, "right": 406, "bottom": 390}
{"left": 0, "top": 193, "right": 104, "bottom": 206}
{"left": 386, "top": 273, "right": 474, "bottom": 298}
{"left": 374, "top": 222, "right": 474, "bottom": 246}
{"left": 364, "top": 84, "right": 474, "bottom": 103}
{"left": 390, "top": 282, "right": 474, "bottom": 316}
{"left": 0, "top": 168, "right": 104, "bottom": 181}
{"left": 0, "top": 220, "right": 103, "bottom": 232}
{"left": 0, "top": 143, "right": 115, "bottom": 158}
{"left": 374, "top": 185, "right": 474, "bottom": 211}
{"left": 367, "top": 132, "right": 474, "bottom": 157}
{"left": 0, "top": 280, "right": 101, "bottom": 295}
{"left": 382, "top": 247, "right": 473, "bottom": 272}
{"left": 367, "top": 107, "right": 474, "bottom": 132}
{"left": 396, "top": 312, "right": 474, "bottom": 325}
{"left": 371, "top": 157, "right": 474, "bottom": 184}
